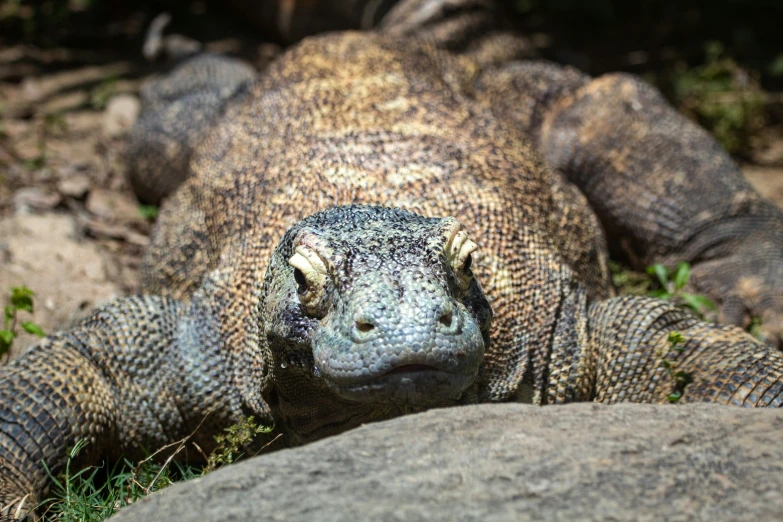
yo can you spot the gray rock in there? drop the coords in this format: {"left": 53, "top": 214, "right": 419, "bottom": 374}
{"left": 111, "top": 403, "right": 783, "bottom": 522}
{"left": 13, "top": 187, "right": 62, "bottom": 212}
{"left": 85, "top": 188, "right": 143, "bottom": 224}
{"left": 57, "top": 173, "right": 92, "bottom": 199}
{"left": 103, "top": 94, "right": 141, "bottom": 138}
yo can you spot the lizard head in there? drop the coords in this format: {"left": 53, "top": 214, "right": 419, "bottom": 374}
{"left": 262, "top": 205, "right": 492, "bottom": 407}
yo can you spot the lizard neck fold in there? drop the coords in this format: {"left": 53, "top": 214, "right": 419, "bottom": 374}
{"left": 541, "top": 280, "right": 595, "bottom": 405}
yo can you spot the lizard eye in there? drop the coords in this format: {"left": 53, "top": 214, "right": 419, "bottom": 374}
{"left": 293, "top": 267, "right": 308, "bottom": 295}
{"left": 288, "top": 247, "right": 329, "bottom": 316}
{"left": 464, "top": 252, "right": 473, "bottom": 273}
{"left": 446, "top": 229, "right": 478, "bottom": 289}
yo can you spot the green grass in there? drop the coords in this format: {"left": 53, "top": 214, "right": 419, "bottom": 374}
{"left": 38, "top": 440, "right": 202, "bottom": 521}
{"left": 37, "top": 416, "right": 275, "bottom": 521}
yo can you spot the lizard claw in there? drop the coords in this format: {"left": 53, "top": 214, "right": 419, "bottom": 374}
{"left": 689, "top": 240, "right": 783, "bottom": 349}
{"left": 0, "top": 493, "right": 35, "bottom": 521}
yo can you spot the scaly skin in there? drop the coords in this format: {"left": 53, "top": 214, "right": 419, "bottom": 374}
{"left": 476, "top": 62, "right": 783, "bottom": 344}
{"left": 3, "top": 1, "right": 783, "bottom": 515}
{"left": 0, "top": 296, "right": 241, "bottom": 514}
{"left": 126, "top": 54, "right": 255, "bottom": 205}
{"left": 253, "top": 0, "right": 783, "bottom": 342}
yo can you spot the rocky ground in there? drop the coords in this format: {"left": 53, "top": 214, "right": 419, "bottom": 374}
{"left": 0, "top": 53, "right": 147, "bottom": 357}
{"left": 0, "top": 33, "right": 782, "bottom": 361}
{"left": 0, "top": 35, "right": 279, "bottom": 359}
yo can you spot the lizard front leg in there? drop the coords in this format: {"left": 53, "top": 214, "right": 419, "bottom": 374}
{"left": 587, "top": 296, "right": 783, "bottom": 406}
{"left": 0, "top": 295, "right": 243, "bottom": 517}
{"left": 0, "top": 341, "right": 117, "bottom": 517}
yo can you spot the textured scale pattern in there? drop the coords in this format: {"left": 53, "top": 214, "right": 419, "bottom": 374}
{"left": 589, "top": 297, "right": 783, "bottom": 406}
{"left": 141, "top": 32, "right": 612, "bottom": 408}
{"left": 2, "top": 0, "right": 783, "bottom": 515}
{"left": 126, "top": 54, "right": 255, "bottom": 204}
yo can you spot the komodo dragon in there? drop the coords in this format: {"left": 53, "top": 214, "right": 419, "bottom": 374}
{"left": 3, "top": 0, "right": 783, "bottom": 515}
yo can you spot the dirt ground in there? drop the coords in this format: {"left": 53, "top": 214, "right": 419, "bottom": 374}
{"left": 1, "top": 35, "right": 782, "bottom": 360}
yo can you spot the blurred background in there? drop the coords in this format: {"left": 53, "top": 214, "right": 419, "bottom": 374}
{"left": 0, "top": 0, "right": 781, "bottom": 356}
{"left": 2, "top": 0, "right": 782, "bottom": 159}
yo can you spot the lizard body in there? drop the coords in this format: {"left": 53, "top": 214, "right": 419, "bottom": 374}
{"left": 2, "top": 1, "right": 783, "bottom": 515}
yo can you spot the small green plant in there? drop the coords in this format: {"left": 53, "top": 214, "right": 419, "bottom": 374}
{"left": 24, "top": 150, "right": 46, "bottom": 170}
{"left": 22, "top": 112, "right": 66, "bottom": 171}
{"left": 646, "top": 262, "right": 716, "bottom": 318}
{"left": 657, "top": 331, "right": 692, "bottom": 403}
{"left": 610, "top": 261, "right": 716, "bottom": 318}
{"left": 769, "top": 53, "right": 783, "bottom": 78}
{"left": 609, "top": 261, "right": 652, "bottom": 296}
{"left": 0, "top": 0, "right": 21, "bottom": 21}
{"left": 90, "top": 77, "right": 118, "bottom": 111}
{"left": 747, "top": 316, "right": 763, "bottom": 341}
{"left": 204, "top": 416, "right": 272, "bottom": 473}
{"left": 44, "top": 112, "right": 67, "bottom": 135}
{"left": 674, "top": 41, "right": 767, "bottom": 156}
{"left": 137, "top": 205, "right": 159, "bottom": 221}
{"left": 1, "top": 286, "right": 45, "bottom": 359}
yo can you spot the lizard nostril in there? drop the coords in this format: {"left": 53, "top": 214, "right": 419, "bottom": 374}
{"left": 356, "top": 321, "right": 375, "bottom": 333}
{"left": 438, "top": 310, "right": 453, "bottom": 328}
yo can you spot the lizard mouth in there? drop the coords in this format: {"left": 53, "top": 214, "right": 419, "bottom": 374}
{"left": 324, "top": 362, "right": 475, "bottom": 406}
{"left": 311, "top": 318, "right": 486, "bottom": 406}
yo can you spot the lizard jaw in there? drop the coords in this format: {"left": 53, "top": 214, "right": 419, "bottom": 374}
{"left": 323, "top": 366, "right": 476, "bottom": 405}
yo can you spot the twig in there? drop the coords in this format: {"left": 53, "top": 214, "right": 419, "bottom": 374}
{"left": 145, "top": 444, "right": 186, "bottom": 493}
{"left": 13, "top": 493, "right": 30, "bottom": 520}
{"left": 191, "top": 441, "right": 208, "bottom": 462}
{"left": 135, "top": 411, "right": 212, "bottom": 466}
{"left": 134, "top": 411, "right": 213, "bottom": 493}
{"left": 252, "top": 433, "right": 283, "bottom": 457}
